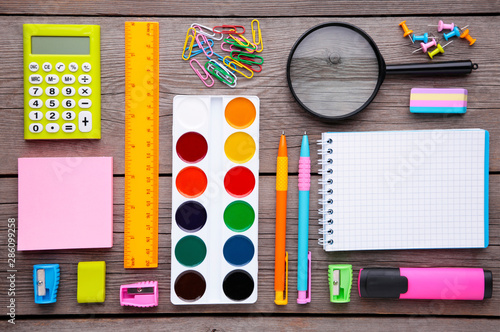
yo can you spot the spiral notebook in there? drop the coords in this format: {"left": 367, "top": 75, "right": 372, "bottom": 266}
{"left": 318, "top": 129, "right": 489, "bottom": 251}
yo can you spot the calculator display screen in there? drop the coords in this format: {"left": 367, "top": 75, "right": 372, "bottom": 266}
{"left": 31, "top": 36, "right": 90, "bottom": 55}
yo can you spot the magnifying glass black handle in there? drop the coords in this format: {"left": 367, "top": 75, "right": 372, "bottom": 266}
{"left": 386, "top": 60, "right": 478, "bottom": 75}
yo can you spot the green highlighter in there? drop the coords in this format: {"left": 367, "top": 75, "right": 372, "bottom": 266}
{"left": 328, "top": 264, "right": 353, "bottom": 303}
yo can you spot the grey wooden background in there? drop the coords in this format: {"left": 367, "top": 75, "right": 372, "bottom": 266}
{"left": 0, "top": 0, "right": 499, "bottom": 330}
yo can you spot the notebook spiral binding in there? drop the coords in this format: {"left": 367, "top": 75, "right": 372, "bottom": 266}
{"left": 318, "top": 138, "right": 334, "bottom": 247}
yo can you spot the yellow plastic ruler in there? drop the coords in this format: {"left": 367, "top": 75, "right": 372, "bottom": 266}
{"left": 124, "top": 21, "right": 159, "bottom": 268}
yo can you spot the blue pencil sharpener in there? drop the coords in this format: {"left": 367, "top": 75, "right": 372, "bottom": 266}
{"left": 33, "top": 264, "right": 60, "bottom": 304}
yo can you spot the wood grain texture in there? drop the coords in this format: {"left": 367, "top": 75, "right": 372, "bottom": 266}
{"left": 1, "top": 175, "right": 498, "bottom": 316}
{"left": 5, "top": 317, "right": 500, "bottom": 331}
{"left": 1, "top": 16, "right": 500, "bottom": 174}
{"left": 0, "top": 0, "right": 499, "bottom": 17}
{"left": 0, "top": 3, "right": 499, "bottom": 326}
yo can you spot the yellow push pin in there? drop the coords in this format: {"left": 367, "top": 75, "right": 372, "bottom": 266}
{"left": 460, "top": 29, "right": 476, "bottom": 46}
{"left": 428, "top": 41, "right": 453, "bottom": 59}
{"left": 399, "top": 20, "right": 414, "bottom": 43}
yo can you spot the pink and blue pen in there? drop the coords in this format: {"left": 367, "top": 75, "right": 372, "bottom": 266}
{"left": 297, "top": 133, "right": 311, "bottom": 304}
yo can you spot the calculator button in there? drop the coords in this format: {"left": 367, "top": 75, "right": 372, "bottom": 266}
{"left": 29, "top": 74, "right": 43, "bottom": 84}
{"left": 55, "top": 62, "right": 65, "bottom": 72}
{"left": 78, "top": 86, "right": 92, "bottom": 96}
{"left": 29, "top": 111, "right": 43, "bottom": 121}
{"left": 45, "top": 86, "right": 59, "bottom": 97}
{"left": 62, "top": 123, "right": 76, "bottom": 133}
{"left": 62, "top": 111, "right": 76, "bottom": 120}
{"left": 62, "top": 74, "right": 76, "bottom": 84}
{"left": 45, "top": 110, "right": 60, "bottom": 120}
{"left": 46, "top": 99, "right": 60, "bottom": 109}
{"left": 29, "top": 123, "right": 43, "bottom": 133}
{"left": 79, "top": 111, "right": 92, "bottom": 132}
{"left": 78, "top": 99, "right": 92, "bottom": 108}
{"left": 62, "top": 87, "right": 76, "bottom": 96}
{"left": 42, "top": 62, "right": 52, "bottom": 72}
{"left": 29, "top": 62, "right": 39, "bottom": 72}
{"left": 46, "top": 123, "right": 60, "bottom": 133}
{"left": 62, "top": 99, "right": 76, "bottom": 109}
{"left": 68, "top": 62, "right": 78, "bottom": 72}
{"left": 78, "top": 74, "right": 92, "bottom": 84}
{"left": 29, "top": 99, "right": 43, "bottom": 108}
{"left": 45, "top": 74, "right": 59, "bottom": 84}
{"left": 82, "top": 62, "right": 91, "bottom": 72}
{"left": 29, "top": 87, "right": 43, "bottom": 96}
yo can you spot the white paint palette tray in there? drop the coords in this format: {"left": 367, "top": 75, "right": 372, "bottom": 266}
{"left": 171, "top": 95, "right": 259, "bottom": 305}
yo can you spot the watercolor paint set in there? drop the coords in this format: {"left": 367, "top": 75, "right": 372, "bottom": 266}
{"left": 171, "top": 95, "right": 259, "bottom": 304}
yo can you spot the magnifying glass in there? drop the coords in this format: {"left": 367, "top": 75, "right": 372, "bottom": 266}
{"left": 286, "top": 22, "right": 478, "bottom": 120}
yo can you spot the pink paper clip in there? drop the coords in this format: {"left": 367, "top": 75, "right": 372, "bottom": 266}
{"left": 195, "top": 33, "right": 213, "bottom": 57}
{"left": 120, "top": 281, "right": 158, "bottom": 307}
{"left": 220, "top": 42, "right": 232, "bottom": 52}
{"left": 190, "top": 59, "right": 215, "bottom": 87}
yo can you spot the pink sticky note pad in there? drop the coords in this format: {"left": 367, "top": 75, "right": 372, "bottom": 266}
{"left": 18, "top": 157, "right": 113, "bottom": 251}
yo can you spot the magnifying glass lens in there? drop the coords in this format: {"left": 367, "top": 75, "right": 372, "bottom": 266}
{"left": 288, "top": 25, "right": 381, "bottom": 118}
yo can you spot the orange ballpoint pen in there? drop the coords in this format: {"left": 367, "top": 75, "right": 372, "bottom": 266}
{"left": 275, "top": 131, "right": 288, "bottom": 305}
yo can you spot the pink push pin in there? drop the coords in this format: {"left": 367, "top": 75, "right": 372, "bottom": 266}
{"left": 412, "top": 39, "right": 438, "bottom": 54}
{"left": 429, "top": 20, "right": 455, "bottom": 32}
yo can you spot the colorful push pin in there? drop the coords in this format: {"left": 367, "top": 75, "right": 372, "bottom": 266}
{"left": 412, "top": 33, "right": 431, "bottom": 44}
{"left": 399, "top": 21, "right": 414, "bottom": 43}
{"left": 460, "top": 29, "right": 476, "bottom": 45}
{"left": 412, "top": 39, "right": 438, "bottom": 54}
{"left": 428, "top": 41, "right": 452, "bottom": 59}
{"left": 443, "top": 27, "right": 461, "bottom": 41}
{"left": 429, "top": 20, "right": 455, "bottom": 32}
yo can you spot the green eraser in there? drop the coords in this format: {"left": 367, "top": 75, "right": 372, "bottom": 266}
{"left": 77, "top": 261, "right": 106, "bottom": 303}
{"left": 328, "top": 264, "right": 353, "bottom": 303}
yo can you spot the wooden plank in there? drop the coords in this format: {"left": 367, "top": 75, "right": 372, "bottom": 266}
{"left": 1, "top": 175, "right": 499, "bottom": 316}
{"left": 1, "top": 16, "right": 500, "bottom": 175}
{"left": 0, "top": 0, "right": 499, "bottom": 17}
{"left": 8, "top": 316, "right": 500, "bottom": 331}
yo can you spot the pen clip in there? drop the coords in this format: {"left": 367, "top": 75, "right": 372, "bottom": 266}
{"left": 306, "top": 251, "right": 312, "bottom": 302}
{"left": 297, "top": 251, "right": 312, "bottom": 304}
{"left": 275, "top": 251, "right": 289, "bottom": 305}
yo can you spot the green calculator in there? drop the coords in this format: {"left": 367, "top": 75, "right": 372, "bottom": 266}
{"left": 23, "top": 24, "right": 101, "bottom": 139}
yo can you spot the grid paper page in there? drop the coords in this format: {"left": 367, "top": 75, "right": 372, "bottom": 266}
{"left": 321, "top": 129, "right": 487, "bottom": 251}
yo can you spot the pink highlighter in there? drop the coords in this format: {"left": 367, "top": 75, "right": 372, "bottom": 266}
{"left": 358, "top": 268, "right": 492, "bottom": 300}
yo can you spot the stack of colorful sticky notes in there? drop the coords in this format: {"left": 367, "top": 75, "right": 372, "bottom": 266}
{"left": 410, "top": 88, "right": 468, "bottom": 114}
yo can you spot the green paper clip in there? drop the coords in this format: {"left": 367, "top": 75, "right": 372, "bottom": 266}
{"left": 328, "top": 264, "right": 353, "bottom": 303}
{"left": 230, "top": 51, "right": 264, "bottom": 65}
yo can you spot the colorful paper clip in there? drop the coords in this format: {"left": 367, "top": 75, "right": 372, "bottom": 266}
{"left": 190, "top": 58, "right": 215, "bottom": 87}
{"left": 120, "top": 281, "right": 159, "bottom": 307}
{"left": 251, "top": 19, "right": 263, "bottom": 52}
{"left": 242, "top": 62, "right": 262, "bottom": 73}
{"left": 210, "top": 50, "right": 225, "bottom": 62}
{"left": 223, "top": 56, "right": 254, "bottom": 79}
{"left": 230, "top": 51, "right": 264, "bottom": 65}
{"left": 191, "top": 23, "right": 223, "bottom": 41}
{"left": 226, "top": 35, "right": 256, "bottom": 52}
{"left": 220, "top": 42, "right": 233, "bottom": 52}
{"left": 33, "top": 264, "right": 60, "bottom": 304}
{"left": 189, "top": 38, "right": 214, "bottom": 58}
{"left": 213, "top": 25, "right": 245, "bottom": 35}
{"left": 195, "top": 33, "right": 213, "bottom": 57}
{"left": 182, "top": 27, "right": 196, "bottom": 60}
{"left": 229, "top": 34, "right": 256, "bottom": 52}
{"left": 205, "top": 59, "right": 237, "bottom": 88}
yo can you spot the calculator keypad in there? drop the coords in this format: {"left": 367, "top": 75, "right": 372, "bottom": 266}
{"left": 25, "top": 60, "right": 97, "bottom": 137}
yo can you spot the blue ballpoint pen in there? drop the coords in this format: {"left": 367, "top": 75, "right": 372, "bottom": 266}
{"left": 297, "top": 132, "right": 311, "bottom": 304}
